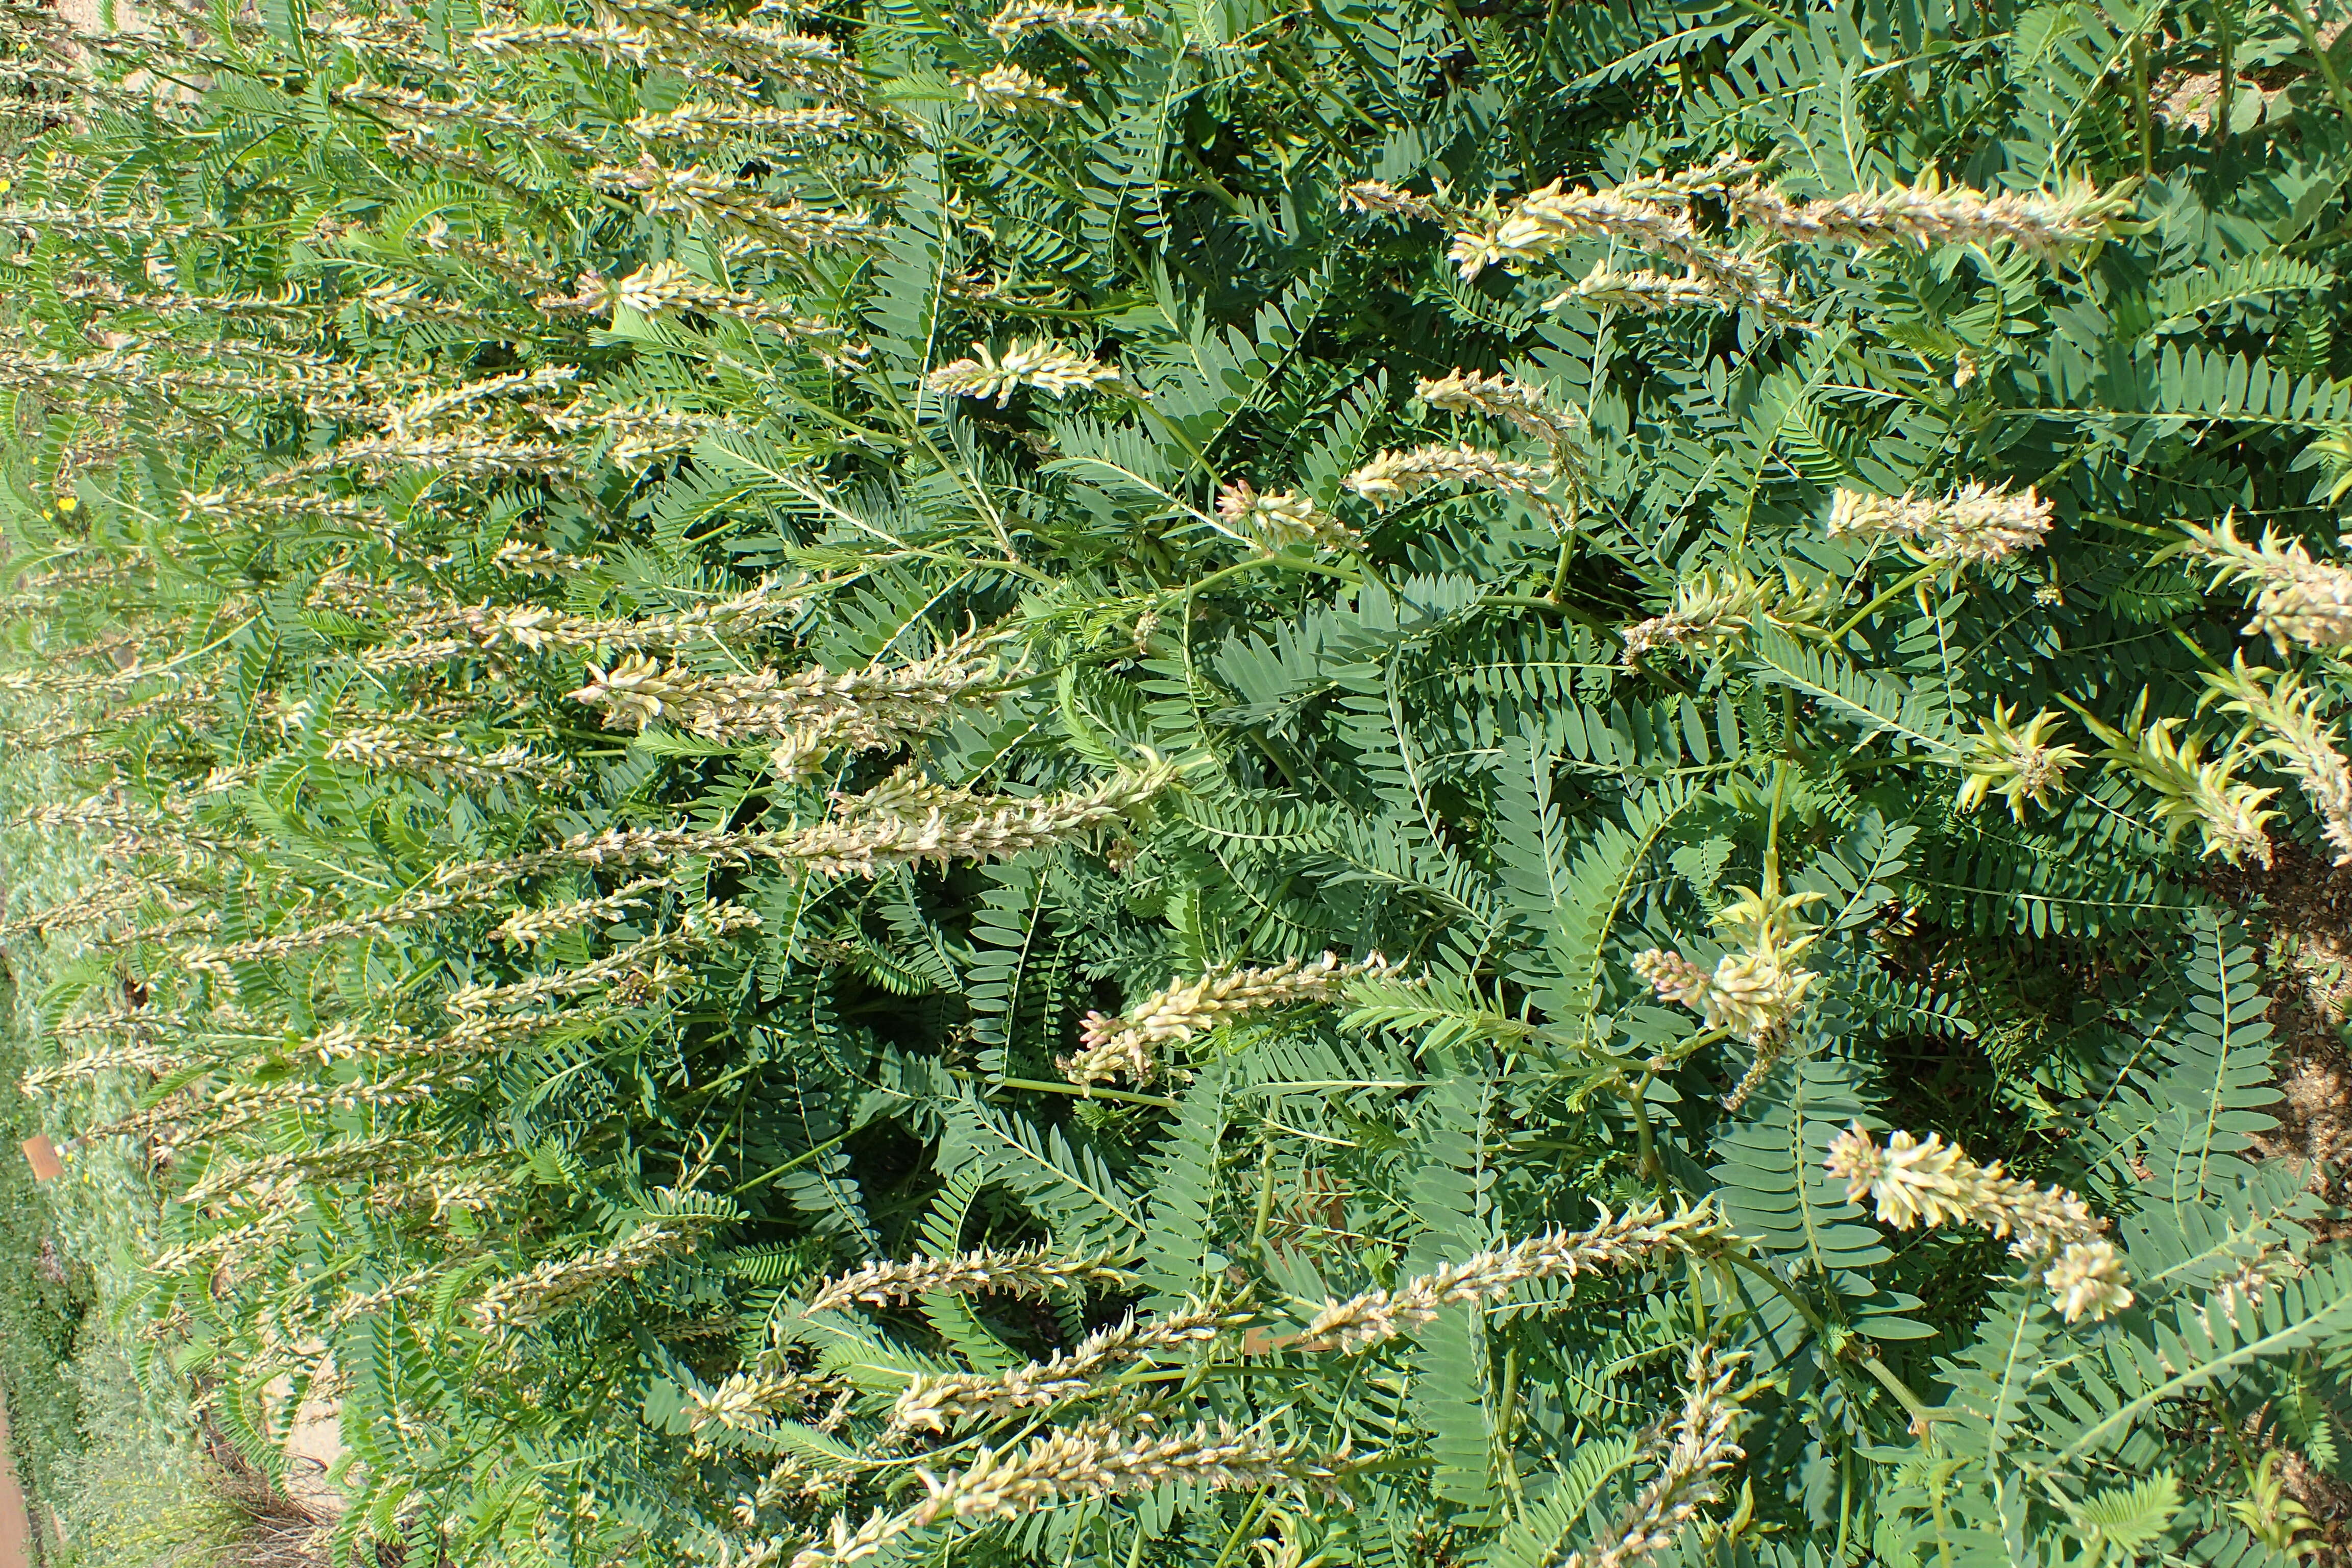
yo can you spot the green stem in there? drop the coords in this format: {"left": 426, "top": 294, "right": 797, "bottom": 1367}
{"left": 1718, "top": 1249, "right": 1827, "bottom": 1335}
{"left": 1206, "top": 1486, "right": 1275, "bottom": 1568}
{"left": 1250, "top": 1140, "right": 1279, "bottom": 1254}
{"left": 1138, "top": 400, "right": 1229, "bottom": 492}
{"left": 1626, "top": 1070, "right": 1663, "bottom": 1185}
{"left": 728, "top": 1130, "right": 854, "bottom": 1195}
{"left": 1302, "top": 0, "right": 1390, "bottom": 94}
{"left": 1826, "top": 562, "right": 1942, "bottom": 642}
{"left": 954, "top": 1070, "right": 1181, "bottom": 1109}
{"left": 1260, "top": 50, "right": 1355, "bottom": 158}
{"left": 2276, "top": 0, "right": 2352, "bottom": 120}
{"left": 1478, "top": 593, "right": 1619, "bottom": 636}
{"left": 2218, "top": 0, "right": 2235, "bottom": 144}
{"left": 2168, "top": 625, "right": 2225, "bottom": 673}
{"left": 1495, "top": 1335, "right": 1524, "bottom": 1509}
{"left": 1175, "top": 145, "right": 1248, "bottom": 214}
{"left": 1182, "top": 551, "right": 1361, "bottom": 603}
{"left": 2134, "top": 34, "right": 2154, "bottom": 175}
{"left": 1859, "top": 1350, "right": 1941, "bottom": 1445}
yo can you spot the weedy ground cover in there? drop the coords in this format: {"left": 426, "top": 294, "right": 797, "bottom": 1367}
{"left": 11, "top": 0, "right": 2352, "bottom": 1562}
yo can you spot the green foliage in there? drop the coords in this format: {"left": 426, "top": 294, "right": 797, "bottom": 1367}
{"left": 12, "top": 0, "right": 2352, "bottom": 1562}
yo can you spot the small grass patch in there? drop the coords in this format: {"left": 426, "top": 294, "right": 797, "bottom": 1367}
{"left": 0, "top": 960, "right": 99, "bottom": 1563}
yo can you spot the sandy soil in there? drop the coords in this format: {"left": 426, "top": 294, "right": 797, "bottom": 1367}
{"left": 0, "top": 1398, "right": 30, "bottom": 1568}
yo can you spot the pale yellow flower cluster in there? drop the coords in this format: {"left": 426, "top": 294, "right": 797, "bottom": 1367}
{"left": 1446, "top": 178, "right": 1787, "bottom": 317}
{"left": 685, "top": 1369, "right": 832, "bottom": 1434}
{"left": 372, "top": 366, "right": 580, "bottom": 442}
{"left": 1725, "top": 174, "right": 2135, "bottom": 258}
{"left": 476, "top": 5, "right": 860, "bottom": 96}
{"left": 1955, "top": 703, "right": 2084, "bottom": 821}
{"left": 956, "top": 63, "right": 1073, "bottom": 111}
{"left": 1064, "top": 951, "right": 1389, "bottom": 1086}
{"left": 889, "top": 1304, "right": 1237, "bottom": 1433}
{"left": 1553, "top": 259, "right": 1773, "bottom": 317}
{"left": 91, "top": 1066, "right": 459, "bottom": 1144}
{"left": 0, "top": 870, "right": 190, "bottom": 944}
{"left": 985, "top": 0, "right": 1152, "bottom": 42}
{"left": 490, "top": 540, "right": 603, "bottom": 578}
{"left": 1449, "top": 183, "right": 1716, "bottom": 280}
{"left": 181, "top": 489, "right": 391, "bottom": 533}
{"left": 2076, "top": 706, "right": 2279, "bottom": 869}
{"left": 2179, "top": 512, "right": 2352, "bottom": 651}
{"left": 1213, "top": 482, "right": 1355, "bottom": 552}
{"left": 1338, "top": 180, "right": 1458, "bottom": 225}
{"left": 333, "top": 81, "right": 602, "bottom": 156}
{"left": 491, "top": 876, "right": 673, "bottom": 947}
{"left": 788, "top": 1422, "right": 1355, "bottom": 1568}
{"left": 917, "top": 1420, "right": 1340, "bottom": 1521}
{"left": 1619, "top": 567, "right": 1837, "bottom": 661}
{"left": 1632, "top": 885, "right": 1824, "bottom": 1056}
{"left": 473, "top": 1214, "right": 720, "bottom": 1332}
{"left": 2203, "top": 654, "right": 2352, "bottom": 865}
{"left": 182, "top": 1132, "right": 428, "bottom": 1204}
{"left": 259, "top": 430, "right": 572, "bottom": 486}
{"left": 569, "top": 636, "right": 998, "bottom": 774}
{"left": 1562, "top": 1350, "right": 1748, "bottom": 1568}
{"left": 803, "top": 1244, "right": 1133, "bottom": 1313}
{"left": 1825, "top": 1124, "right": 2132, "bottom": 1321}
{"left": 593, "top": 161, "right": 877, "bottom": 253}
{"left": 776, "top": 762, "right": 1177, "bottom": 875}
{"left": 1343, "top": 443, "right": 1552, "bottom": 505}
{"left": 22, "top": 1036, "right": 190, "bottom": 1095}
{"left": 1826, "top": 482, "right": 2053, "bottom": 567}
{"left": 363, "top": 578, "right": 808, "bottom": 669}
{"left": 626, "top": 103, "right": 860, "bottom": 146}
{"left": 427, "top": 824, "right": 779, "bottom": 892}
{"left": 926, "top": 339, "right": 1124, "bottom": 404}
{"left": 558, "top": 259, "right": 849, "bottom": 350}
{"left": 146, "top": 1211, "right": 301, "bottom": 1277}
{"left": 444, "top": 908, "right": 758, "bottom": 1014}
{"left": 179, "top": 887, "right": 505, "bottom": 975}
{"left": 325, "top": 725, "right": 573, "bottom": 789}
{"left": 1415, "top": 369, "right": 1583, "bottom": 448}
{"left": 1295, "top": 1202, "right": 1734, "bottom": 1352}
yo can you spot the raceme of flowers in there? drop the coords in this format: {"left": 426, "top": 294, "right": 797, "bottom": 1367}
{"left": 1825, "top": 483, "right": 2054, "bottom": 567}
{"left": 1633, "top": 885, "right": 1825, "bottom": 1106}
{"left": 1825, "top": 1125, "right": 2133, "bottom": 1321}
{"left": 1063, "top": 951, "right": 1391, "bottom": 1086}
{"left": 1955, "top": 702, "right": 2084, "bottom": 821}
{"left": 2180, "top": 511, "right": 2352, "bottom": 651}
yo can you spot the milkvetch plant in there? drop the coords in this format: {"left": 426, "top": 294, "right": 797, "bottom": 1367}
{"left": 9, "top": 0, "right": 2352, "bottom": 1561}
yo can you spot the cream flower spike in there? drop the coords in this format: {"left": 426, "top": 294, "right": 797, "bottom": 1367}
{"left": 927, "top": 339, "right": 1125, "bottom": 404}
{"left": 2074, "top": 701, "right": 2280, "bottom": 868}
{"left": 1064, "top": 951, "right": 1390, "bottom": 1086}
{"left": 2202, "top": 653, "right": 2352, "bottom": 865}
{"left": 2178, "top": 511, "right": 2352, "bottom": 652}
{"left": 1620, "top": 567, "right": 1839, "bottom": 662}
{"left": 1342, "top": 444, "right": 1552, "bottom": 505}
{"left": 1826, "top": 482, "right": 2053, "bottom": 567}
{"left": 1824, "top": 1124, "right": 2130, "bottom": 1322}
{"left": 986, "top": 0, "right": 1152, "bottom": 42}
{"left": 1955, "top": 702, "right": 2083, "bottom": 821}
{"left": 1726, "top": 171, "right": 2136, "bottom": 258}
{"left": 955, "top": 63, "right": 1075, "bottom": 112}
{"left": 1415, "top": 369, "right": 1583, "bottom": 447}
{"left": 1214, "top": 482, "right": 1356, "bottom": 552}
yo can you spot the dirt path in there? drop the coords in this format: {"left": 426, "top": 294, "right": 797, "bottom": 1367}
{"left": 0, "top": 1395, "right": 30, "bottom": 1568}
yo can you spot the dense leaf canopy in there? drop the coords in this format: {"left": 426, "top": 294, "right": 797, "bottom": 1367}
{"left": 9, "top": 0, "right": 2352, "bottom": 1561}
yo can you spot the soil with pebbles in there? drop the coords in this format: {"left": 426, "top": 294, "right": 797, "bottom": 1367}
{"left": 2209, "top": 847, "right": 2352, "bottom": 1558}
